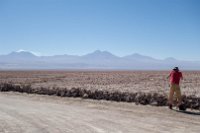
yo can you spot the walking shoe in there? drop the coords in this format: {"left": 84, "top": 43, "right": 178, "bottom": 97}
{"left": 169, "top": 104, "right": 173, "bottom": 109}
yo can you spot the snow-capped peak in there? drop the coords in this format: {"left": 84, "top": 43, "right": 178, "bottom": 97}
{"left": 16, "top": 49, "right": 40, "bottom": 56}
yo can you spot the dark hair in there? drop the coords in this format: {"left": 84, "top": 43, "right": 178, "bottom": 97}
{"left": 173, "top": 67, "right": 179, "bottom": 71}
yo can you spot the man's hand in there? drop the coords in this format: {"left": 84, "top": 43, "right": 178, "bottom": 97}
{"left": 166, "top": 75, "right": 170, "bottom": 79}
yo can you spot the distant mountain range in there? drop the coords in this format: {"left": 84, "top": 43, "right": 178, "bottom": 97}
{"left": 0, "top": 50, "right": 200, "bottom": 70}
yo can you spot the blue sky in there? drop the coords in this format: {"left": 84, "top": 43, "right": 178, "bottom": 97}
{"left": 0, "top": 0, "right": 199, "bottom": 60}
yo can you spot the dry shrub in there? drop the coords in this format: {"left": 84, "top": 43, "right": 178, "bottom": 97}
{"left": 0, "top": 83, "right": 199, "bottom": 110}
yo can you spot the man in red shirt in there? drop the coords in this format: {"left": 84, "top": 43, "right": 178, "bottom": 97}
{"left": 167, "top": 67, "right": 183, "bottom": 109}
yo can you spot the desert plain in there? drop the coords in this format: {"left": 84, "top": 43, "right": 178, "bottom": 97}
{"left": 0, "top": 71, "right": 199, "bottom": 133}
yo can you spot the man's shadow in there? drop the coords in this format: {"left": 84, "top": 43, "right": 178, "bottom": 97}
{"left": 173, "top": 109, "right": 200, "bottom": 116}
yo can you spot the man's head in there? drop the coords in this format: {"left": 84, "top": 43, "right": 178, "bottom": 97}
{"left": 173, "top": 67, "right": 179, "bottom": 72}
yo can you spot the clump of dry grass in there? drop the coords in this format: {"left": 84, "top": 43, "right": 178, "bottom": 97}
{"left": 0, "top": 83, "right": 199, "bottom": 110}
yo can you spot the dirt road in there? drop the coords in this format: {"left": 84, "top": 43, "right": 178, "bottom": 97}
{"left": 0, "top": 92, "right": 199, "bottom": 133}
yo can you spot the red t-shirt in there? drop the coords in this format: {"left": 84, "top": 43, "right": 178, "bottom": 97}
{"left": 169, "top": 71, "right": 183, "bottom": 85}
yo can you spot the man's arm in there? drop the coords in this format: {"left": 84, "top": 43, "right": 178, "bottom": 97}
{"left": 167, "top": 72, "right": 171, "bottom": 79}
{"left": 167, "top": 75, "right": 170, "bottom": 79}
{"left": 180, "top": 73, "right": 183, "bottom": 80}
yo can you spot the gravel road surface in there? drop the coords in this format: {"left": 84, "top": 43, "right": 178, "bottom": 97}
{"left": 0, "top": 92, "right": 199, "bottom": 133}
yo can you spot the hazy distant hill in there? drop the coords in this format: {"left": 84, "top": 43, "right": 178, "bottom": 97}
{"left": 0, "top": 50, "right": 200, "bottom": 70}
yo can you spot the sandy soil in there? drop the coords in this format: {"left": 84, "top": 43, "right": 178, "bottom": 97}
{"left": 0, "top": 92, "right": 199, "bottom": 133}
